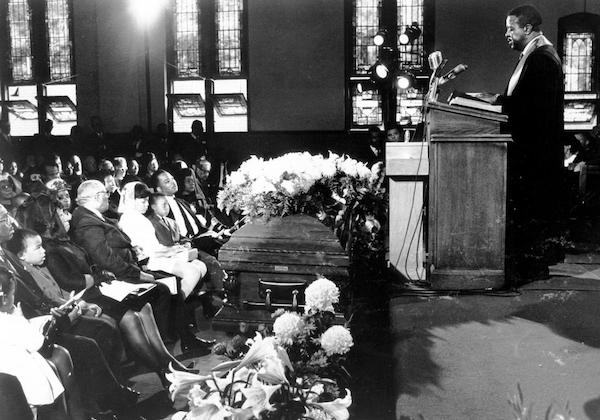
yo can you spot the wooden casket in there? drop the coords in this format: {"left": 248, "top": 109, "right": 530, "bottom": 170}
{"left": 214, "top": 214, "right": 349, "bottom": 331}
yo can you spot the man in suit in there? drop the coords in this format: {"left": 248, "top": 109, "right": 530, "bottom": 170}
{"left": 494, "top": 5, "right": 565, "bottom": 284}
{"left": 150, "top": 169, "right": 228, "bottom": 256}
{"left": 69, "top": 180, "right": 212, "bottom": 353}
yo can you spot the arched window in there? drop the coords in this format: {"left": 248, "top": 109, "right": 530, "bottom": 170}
{"left": 0, "top": 0, "right": 76, "bottom": 137}
{"left": 167, "top": 0, "right": 248, "bottom": 134}
{"left": 558, "top": 13, "right": 600, "bottom": 131}
{"left": 348, "top": 0, "right": 433, "bottom": 131}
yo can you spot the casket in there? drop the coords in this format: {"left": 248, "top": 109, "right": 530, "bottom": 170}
{"left": 213, "top": 214, "right": 349, "bottom": 331}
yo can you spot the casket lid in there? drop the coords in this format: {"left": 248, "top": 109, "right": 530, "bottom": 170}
{"left": 218, "top": 214, "right": 349, "bottom": 274}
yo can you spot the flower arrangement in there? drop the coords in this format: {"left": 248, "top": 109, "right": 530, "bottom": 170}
{"left": 217, "top": 152, "right": 376, "bottom": 222}
{"left": 167, "top": 277, "right": 353, "bottom": 420}
{"left": 217, "top": 152, "right": 388, "bottom": 283}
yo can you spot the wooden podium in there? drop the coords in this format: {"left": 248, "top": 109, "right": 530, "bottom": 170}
{"left": 426, "top": 102, "right": 511, "bottom": 289}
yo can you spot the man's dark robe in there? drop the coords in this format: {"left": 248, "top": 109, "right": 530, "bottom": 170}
{"left": 497, "top": 43, "right": 565, "bottom": 274}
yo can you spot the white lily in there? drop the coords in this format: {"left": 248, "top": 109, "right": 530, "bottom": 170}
{"left": 185, "top": 392, "right": 229, "bottom": 420}
{"left": 235, "top": 333, "right": 277, "bottom": 371}
{"left": 166, "top": 365, "right": 211, "bottom": 410}
{"left": 241, "top": 377, "right": 282, "bottom": 418}
{"left": 310, "top": 389, "right": 352, "bottom": 420}
{"left": 257, "top": 356, "right": 288, "bottom": 385}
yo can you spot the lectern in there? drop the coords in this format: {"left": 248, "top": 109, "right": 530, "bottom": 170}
{"left": 426, "top": 102, "right": 511, "bottom": 289}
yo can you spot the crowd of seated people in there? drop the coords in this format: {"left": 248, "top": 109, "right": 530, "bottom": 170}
{"left": 0, "top": 117, "right": 236, "bottom": 419}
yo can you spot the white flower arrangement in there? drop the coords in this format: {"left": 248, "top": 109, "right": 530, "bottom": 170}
{"left": 217, "top": 151, "right": 377, "bottom": 221}
{"left": 320, "top": 325, "right": 354, "bottom": 356}
{"left": 273, "top": 311, "right": 305, "bottom": 345}
{"left": 167, "top": 276, "right": 353, "bottom": 420}
{"left": 304, "top": 277, "right": 340, "bottom": 314}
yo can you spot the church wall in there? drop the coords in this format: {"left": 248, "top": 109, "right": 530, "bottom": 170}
{"left": 70, "top": 0, "right": 600, "bottom": 164}
{"left": 435, "top": 0, "right": 600, "bottom": 99}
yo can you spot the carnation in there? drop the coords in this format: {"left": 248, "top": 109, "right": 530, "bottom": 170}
{"left": 273, "top": 311, "right": 305, "bottom": 345}
{"left": 320, "top": 325, "right": 353, "bottom": 356}
{"left": 304, "top": 277, "right": 340, "bottom": 313}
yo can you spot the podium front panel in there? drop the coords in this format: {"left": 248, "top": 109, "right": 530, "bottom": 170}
{"left": 428, "top": 134, "right": 511, "bottom": 289}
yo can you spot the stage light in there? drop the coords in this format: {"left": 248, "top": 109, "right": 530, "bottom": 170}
{"left": 396, "top": 71, "right": 415, "bottom": 90}
{"left": 399, "top": 22, "right": 421, "bottom": 45}
{"left": 375, "top": 63, "right": 389, "bottom": 79}
{"left": 130, "top": 0, "right": 166, "bottom": 26}
{"left": 373, "top": 30, "right": 387, "bottom": 47}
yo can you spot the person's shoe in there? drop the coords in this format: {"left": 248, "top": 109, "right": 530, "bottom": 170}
{"left": 201, "top": 293, "right": 224, "bottom": 319}
{"left": 114, "top": 386, "right": 140, "bottom": 411}
{"left": 180, "top": 336, "right": 213, "bottom": 356}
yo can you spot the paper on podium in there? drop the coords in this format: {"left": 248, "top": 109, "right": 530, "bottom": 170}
{"left": 155, "top": 276, "right": 178, "bottom": 295}
{"left": 99, "top": 281, "right": 155, "bottom": 302}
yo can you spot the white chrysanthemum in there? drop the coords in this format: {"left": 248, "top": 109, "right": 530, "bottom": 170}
{"left": 356, "top": 162, "right": 372, "bottom": 179}
{"left": 304, "top": 277, "right": 339, "bottom": 313}
{"left": 279, "top": 180, "right": 296, "bottom": 196}
{"left": 320, "top": 325, "right": 353, "bottom": 356}
{"left": 273, "top": 311, "right": 304, "bottom": 345}
{"left": 251, "top": 178, "right": 276, "bottom": 195}
{"left": 228, "top": 171, "right": 246, "bottom": 187}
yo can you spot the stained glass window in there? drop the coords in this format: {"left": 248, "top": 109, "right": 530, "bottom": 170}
{"left": 216, "top": 0, "right": 243, "bottom": 76}
{"left": 397, "top": 0, "right": 424, "bottom": 69}
{"left": 564, "top": 33, "right": 594, "bottom": 92}
{"left": 352, "top": 83, "right": 383, "bottom": 126}
{"left": 46, "top": 0, "right": 72, "bottom": 81}
{"left": 396, "top": 87, "right": 423, "bottom": 126}
{"left": 174, "top": 0, "right": 201, "bottom": 78}
{"left": 8, "top": 0, "right": 33, "bottom": 81}
{"left": 353, "top": 0, "right": 382, "bottom": 74}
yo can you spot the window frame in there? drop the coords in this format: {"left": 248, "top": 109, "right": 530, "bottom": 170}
{"left": 345, "top": 0, "right": 434, "bottom": 131}
{"left": 0, "top": 0, "right": 76, "bottom": 136}
{"left": 166, "top": 0, "right": 248, "bottom": 134}
{"left": 558, "top": 12, "right": 600, "bottom": 131}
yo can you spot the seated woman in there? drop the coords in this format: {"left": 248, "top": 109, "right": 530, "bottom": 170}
{"left": 5, "top": 228, "right": 140, "bottom": 414}
{"left": 118, "top": 182, "right": 206, "bottom": 299}
{"left": 0, "top": 268, "right": 64, "bottom": 418}
{"left": 15, "top": 190, "right": 196, "bottom": 384}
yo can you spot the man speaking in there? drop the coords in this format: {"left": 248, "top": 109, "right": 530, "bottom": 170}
{"left": 494, "top": 5, "right": 564, "bottom": 285}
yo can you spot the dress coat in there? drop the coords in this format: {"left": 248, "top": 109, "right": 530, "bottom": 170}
{"left": 498, "top": 44, "right": 564, "bottom": 227}
{"left": 70, "top": 206, "right": 142, "bottom": 282}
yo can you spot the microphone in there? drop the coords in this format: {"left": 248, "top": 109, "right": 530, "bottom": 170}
{"left": 434, "top": 58, "right": 448, "bottom": 78}
{"left": 439, "top": 64, "right": 468, "bottom": 85}
{"left": 428, "top": 51, "right": 443, "bottom": 71}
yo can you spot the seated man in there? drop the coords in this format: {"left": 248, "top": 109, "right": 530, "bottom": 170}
{"left": 150, "top": 169, "right": 229, "bottom": 256}
{"left": 69, "top": 180, "right": 212, "bottom": 353}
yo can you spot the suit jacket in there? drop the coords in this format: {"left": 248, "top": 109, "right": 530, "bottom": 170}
{"left": 70, "top": 206, "right": 141, "bottom": 282}
{"left": 498, "top": 44, "right": 564, "bottom": 219}
{"left": 167, "top": 196, "right": 209, "bottom": 237}
{"left": 147, "top": 213, "right": 181, "bottom": 247}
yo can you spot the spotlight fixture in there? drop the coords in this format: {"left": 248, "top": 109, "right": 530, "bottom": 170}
{"left": 375, "top": 63, "right": 390, "bottom": 79}
{"left": 395, "top": 71, "right": 415, "bottom": 90}
{"left": 399, "top": 22, "right": 421, "bottom": 45}
{"left": 373, "top": 30, "right": 387, "bottom": 47}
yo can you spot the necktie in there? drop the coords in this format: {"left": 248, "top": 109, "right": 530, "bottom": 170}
{"left": 176, "top": 200, "right": 198, "bottom": 236}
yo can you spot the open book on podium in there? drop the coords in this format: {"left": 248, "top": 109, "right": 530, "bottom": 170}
{"left": 447, "top": 91, "right": 502, "bottom": 113}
